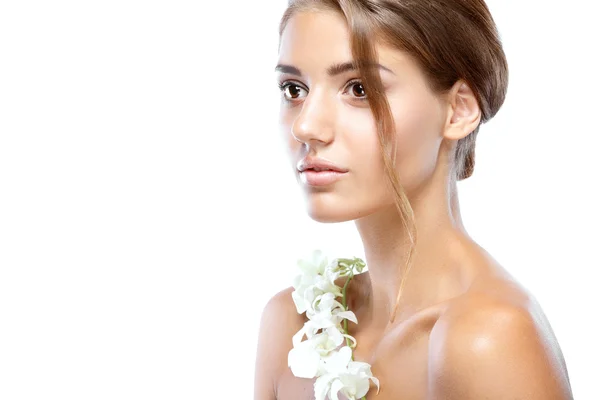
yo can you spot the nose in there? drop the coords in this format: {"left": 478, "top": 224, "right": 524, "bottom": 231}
{"left": 291, "top": 88, "right": 335, "bottom": 145}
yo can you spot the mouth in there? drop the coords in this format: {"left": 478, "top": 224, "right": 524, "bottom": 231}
{"left": 299, "top": 169, "right": 347, "bottom": 187}
{"left": 302, "top": 166, "right": 345, "bottom": 173}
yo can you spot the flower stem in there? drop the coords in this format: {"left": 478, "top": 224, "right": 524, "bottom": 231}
{"left": 339, "top": 260, "right": 367, "bottom": 400}
{"left": 341, "top": 269, "right": 354, "bottom": 359}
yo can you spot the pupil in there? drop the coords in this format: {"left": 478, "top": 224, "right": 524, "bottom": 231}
{"left": 353, "top": 84, "right": 365, "bottom": 97}
{"left": 289, "top": 85, "right": 300, "bottom": 98}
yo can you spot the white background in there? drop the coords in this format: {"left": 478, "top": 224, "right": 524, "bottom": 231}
{"left": 0, "top": 0, "right": 598, "bottom": 399}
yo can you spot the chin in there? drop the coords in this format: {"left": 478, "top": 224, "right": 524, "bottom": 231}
{"left": 304, "top": 203, "right": 359, "bottom": 223}
{"left": 307, "top": 212, "right": 351, "bottom": 224}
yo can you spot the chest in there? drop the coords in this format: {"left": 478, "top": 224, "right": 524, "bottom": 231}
{"left": 276, "top": 320, "right": 434, "bottom": 400}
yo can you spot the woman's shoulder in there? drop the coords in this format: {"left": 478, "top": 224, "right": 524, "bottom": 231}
{"left": 427, "top": 267, "right": 573, "bottom": 398}
{"left": 260, "top": 285, "right": 307, "bottom": 335}
{"left": 258, "top": 284, "right": 310, "bottom": 354}
{"left": 254, "top": 285, "right": 307, "bottom": 400}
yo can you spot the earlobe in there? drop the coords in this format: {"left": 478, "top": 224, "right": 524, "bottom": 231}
{"left": 444, "top": 80, "right": 482, "bottom": 141}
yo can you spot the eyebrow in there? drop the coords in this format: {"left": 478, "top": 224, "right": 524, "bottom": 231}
{"left": 274, "top": 61, "right": 394, "bottom": 77}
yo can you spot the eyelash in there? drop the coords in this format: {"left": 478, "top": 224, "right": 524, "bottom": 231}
{"left": 277, "top": 79, "right": 368, "bottom": 103}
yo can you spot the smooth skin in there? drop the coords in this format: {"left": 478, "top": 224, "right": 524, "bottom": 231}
{"left": 254, "top": 10, "right": 573, "bottom": 400}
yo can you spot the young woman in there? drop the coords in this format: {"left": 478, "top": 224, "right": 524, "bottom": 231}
{"left": 255, "top": 1, "right": 573, "bottom": 399}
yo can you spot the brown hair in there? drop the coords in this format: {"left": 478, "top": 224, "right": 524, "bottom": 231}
{"left": 279, "top": 0, "right": 508, "bottom": 323}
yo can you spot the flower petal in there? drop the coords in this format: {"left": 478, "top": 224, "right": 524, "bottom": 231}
{"left": 330, "top": 378, "right": 345, "bottom": 400}
{"left": 342, "top": 333, "right": 357, "bottom": 348}
{"left": 323, "top": 346, "right": 352, "bottom": 374}
{"left": 291, "top": 290, "right": 308, "bottom": 314}
{"left": 292, "top": 324, "right": 307, "bottom": 347}
{"left": 352, "top": 375, "right": 370, "bottom": 398}
{"left": 288, "top": 343, "right": 320, "bottom": 378}
{"left": 371, "top": 376, "right": 381, "bottom": 394}
{"left": 336, "top": 310, "right": 358, "bottom": 324}
{"left": 326, "top": 326, "right": 345, "bottom": 346}
{"left": 314, "top": 373, "right": 337, "bottom": 400}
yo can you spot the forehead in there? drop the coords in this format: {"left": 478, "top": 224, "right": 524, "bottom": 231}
{"left": 279, "top": 10, "right": 352, "bottom": 64}
{"left": 278, "top": 10, "right": 414, "bottom": 78}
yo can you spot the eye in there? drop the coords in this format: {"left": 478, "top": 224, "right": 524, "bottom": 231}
{"left": 276, "top": 79, "right": 368, "bottom": 103}
{"left": 344, "top": 80, "right": 367, "bottom": 101}
{"left": 278, "top": 81, "right": 307, "bottom": 102}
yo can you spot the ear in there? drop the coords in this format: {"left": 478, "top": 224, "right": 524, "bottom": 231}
{"left": 443, "top": 80, "right": 482, "bottom": 141}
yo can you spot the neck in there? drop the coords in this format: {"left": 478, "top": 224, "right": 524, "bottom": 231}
{"left": 353, "top": 176, "right": 472, "bottom": 330}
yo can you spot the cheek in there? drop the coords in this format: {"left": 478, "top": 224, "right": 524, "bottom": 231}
{"left": 341, "top": 111, "right": 389, "bottom": 192}
{"left": 389, "top": 96, "right": 443, "bottom": 190}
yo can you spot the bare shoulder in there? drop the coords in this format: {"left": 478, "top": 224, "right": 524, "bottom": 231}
{"left": 260, "top": 285, "right": 305, "bottom": 332}
{"left": 254, "top": 286, "right": 305, "bottom": 400}
{"left": 427, "top": 272, "right": 573, "bottom": 399}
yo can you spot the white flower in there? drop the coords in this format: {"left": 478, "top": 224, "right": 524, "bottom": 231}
{"left": 288, "top": 250, "right": 379, "bottom": 400}
{"left": 292, "top": 292, "right": 359, "bottom": 347}
{"left": 314, "top": 347, "right": 381, "bottom": 400}
{"left": 288, "top": 333, "right": 322, "bottom": 378}
{"left": 288, "top": 331, "right": 340, "bottom": 378}
{"left": 292, "top": 250, "right": 341, "bottom": 314}
{"left": 345, "top": 361, "right": 380, "bottom": 398}
{"left": 308, "top": 292, "right": 357, "bottom": 333}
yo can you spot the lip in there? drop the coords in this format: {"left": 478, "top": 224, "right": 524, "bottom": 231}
{"left": 299, "top": 170, "right": 347, "bottom": 187}
{"left": 297, "top": 157, "right": 349, "bottom": 173}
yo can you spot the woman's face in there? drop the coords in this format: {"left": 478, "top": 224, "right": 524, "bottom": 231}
{"left": 276, "top": 10, "right": 448, "bottom": 223}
